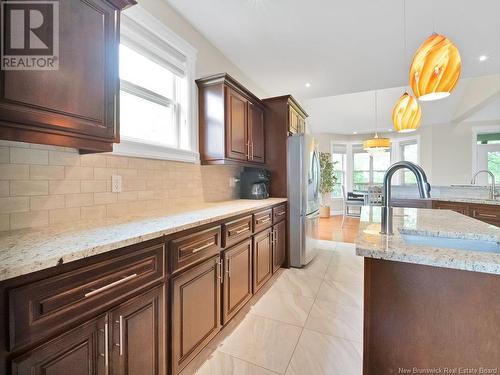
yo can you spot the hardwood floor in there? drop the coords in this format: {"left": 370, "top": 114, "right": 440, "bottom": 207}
{"left": 319, "top": 215, "right": 360, "bottom": 244}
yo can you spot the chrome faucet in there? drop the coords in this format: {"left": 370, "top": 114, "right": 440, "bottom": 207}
{"left": 381, "top": 161, "right": 431, "bottom": 235}
{"left": 471, "top": 170, "right": 496, "bottom": 200}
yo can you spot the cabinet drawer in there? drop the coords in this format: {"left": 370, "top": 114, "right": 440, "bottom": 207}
{"left": 470, "top": 205, "right": 500, "bottom": 227}
{"left": 170, "top": 226, "right": 222, "bottom": 273}
{"left": 223, "top": 215, "right": 253, "bottom": 248}
{"left": 8, "top": 243, "right": 165, "bottom": 351}
{"left": 273, "top": 204, "right": 287, "bottom": 223}
{"left": 254, "top": 209, "right": 273, "bottom": 233}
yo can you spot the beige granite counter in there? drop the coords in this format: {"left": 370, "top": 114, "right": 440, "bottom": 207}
{"left": 0, "top": 198, "right": 287, "bottom": 282}
{"left": 434, "top": 197, "right": 500, "bottom": 206}
{"left": 355, "top": 207, "right": 500, "bottom": 275}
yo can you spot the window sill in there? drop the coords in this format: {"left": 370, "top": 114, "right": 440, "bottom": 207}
{"left": 113, "top": 138, "right": 200, "bottom": 164}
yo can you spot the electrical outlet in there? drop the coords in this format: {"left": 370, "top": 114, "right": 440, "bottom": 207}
{"left": 112, "top": 174, "right": 122, "bottom": 193}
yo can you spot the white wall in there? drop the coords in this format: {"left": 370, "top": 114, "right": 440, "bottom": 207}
{"left": 138, "top": 0, "right": 268, "bottom": 98}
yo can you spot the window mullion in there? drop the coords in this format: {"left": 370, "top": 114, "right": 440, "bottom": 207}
{"left": 121, "top": 79, "right": 174, "bottom": 108}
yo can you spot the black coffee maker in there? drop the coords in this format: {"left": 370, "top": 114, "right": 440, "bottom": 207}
{"left": 240, "top": 167, "right": 270, "bottom": 199}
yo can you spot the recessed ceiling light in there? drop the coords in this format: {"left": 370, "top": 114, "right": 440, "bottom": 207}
{"left": 479, "top": 55, "right": 488, "bottom": 62}
{"left": 387, "top": 128, "right": 393, "bottom": 132}
{"left": 353, "top": 131, "right": 358, "bottom": 135}
{"left": 305, "top": 83, "right": 311, "bottom": 88}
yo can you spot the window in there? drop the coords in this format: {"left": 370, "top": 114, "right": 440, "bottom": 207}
{"left": 401, "top": 142, "right": 418, "bottom": 184}
{"left": 331, "top": 152, "right": 346, "bottom": 198}
{"left": 476, "top": 132, "right": 500, "bottom": 184}
{"left": 353, "top": 148, "right": 391, "bottom": 191}
{"left": 114, "top": 5, "right": 198, "bottom": 162}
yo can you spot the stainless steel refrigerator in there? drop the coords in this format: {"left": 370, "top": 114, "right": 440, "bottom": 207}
{"left": 287, "top": 134, "right": 321, "bottom": 267}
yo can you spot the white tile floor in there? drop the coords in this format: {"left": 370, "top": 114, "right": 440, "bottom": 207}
{"left": 182, "top": 240, "right": 363, "bottom": 375}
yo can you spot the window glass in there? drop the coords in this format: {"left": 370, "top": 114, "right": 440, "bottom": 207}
{"left": 488, "top": 151, "right": 500, "bottom": 182}
{"left": 331, "top": 153, "right": 345, "bottom": 198}
{"left": 402, "top": 143, "right": 418, "bottom": 184}
{"left": 353, "top": 152, "right": 370, "bottom": 191}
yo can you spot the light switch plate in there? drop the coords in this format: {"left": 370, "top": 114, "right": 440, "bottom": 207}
{"left": 112, "top": 175, "right": 122, "bottom": 193}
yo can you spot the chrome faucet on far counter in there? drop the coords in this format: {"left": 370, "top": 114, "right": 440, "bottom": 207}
{"left": 381, "top": 161, "right": 431, "bottom": 235}
{"left": 471, "top": 170, "right": 496, "bottom": 200}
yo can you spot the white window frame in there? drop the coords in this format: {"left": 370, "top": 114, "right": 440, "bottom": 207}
{"left": 331, "top": 151, "right": 346, "bottom": 198}
{"left": 472, "top": 124, "right": 500, "bottom": 178}
{"left": 113, "top": 5, "right": 199, "bottom": 163}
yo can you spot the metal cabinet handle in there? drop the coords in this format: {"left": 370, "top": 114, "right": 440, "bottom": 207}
{"left": 104, "top": 322, "right": 109, "bottom": 369}
{"left": 246, "top": 141, "right": 250, "bottom": 159}
{"left": 115, "top": 316, "right": 124, "bottom": 356}
{"left": 250, "top": 142, "right": 254, "bottom": 160}
{"left": 276, "top": 211, "right": 286, "bottom": 217}
{"left": 216, "top": 259, "right": 223, "bottom": 284}
{"left": 191, "top": 241, "right": 215, "bottom": 254}
{"left": 473, "top": 210, "right": 496, "bottom": 218}
{"left": 230, "top": 225, "right": 249, "bottom": 236}
{"left": 85, "top": 274, "right": 138, "bottom": 298}
{"left": 259, "top": 217, "right": 271, "bottom": 224}
{"left": 274, "top": 229, "right": 278, "bottom": 245}
{"left": 226, "top": 258, "right": 231, "bottom": 279}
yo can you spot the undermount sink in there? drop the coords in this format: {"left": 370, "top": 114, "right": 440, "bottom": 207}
{"left": 401, "top": 233, "right": 500, "bottom": 253}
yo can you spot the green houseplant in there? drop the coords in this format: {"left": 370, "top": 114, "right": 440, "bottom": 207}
{"left": 319, "top": 152, "right": 337, "bottom": 218}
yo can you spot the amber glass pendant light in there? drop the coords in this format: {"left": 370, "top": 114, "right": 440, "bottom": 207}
{"left": 392, "top": 93, "right": 421, "bottom": 133}
{"left": 364, "top": 91, "right": 391, "bottom": 155}
{"left": 409, "top": 33, "right": 461, "bottom": 101}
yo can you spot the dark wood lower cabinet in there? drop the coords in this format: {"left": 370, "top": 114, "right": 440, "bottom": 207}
{"left": 253, "top": 229, "right": 273, "bottom": 293}
{"left": 11, "top": 314, "right": 107, "bottom": 375}
{"left": 110, "top": 286, "right": 164, "bottom": 375}
{"left": 172, "top": 256, "right": 221, "bottom": 374}
{"left": 432, "top": 200, "right": 470, "bottom": 215}
{"left": 272, "top": 221, "right": 286, "bottom": 273}
{"left": 222, "top": 239, "right": 253, "bottom": 324}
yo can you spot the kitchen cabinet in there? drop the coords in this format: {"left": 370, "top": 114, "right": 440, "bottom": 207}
{"left": 172, "top": 255, "right": 222, "bottom": 374}
{"left": 253, "top": 228, "right": 273, "bottom": 293}
{"left": 110, "top": 286, "right": 165, "bottom": 375}
{"left": 432, "top": 200, "right": 469, "bottom": 216}
{"left": 432, "top": 200, "right": 499, "bottom": 227}
{"left": 272, "top": 220, "right": 286, "bottom": 273}
{"left": 197, "top": 73, "right": 265, "bottom": 165}
{"left": 0, "top": 0, "right": 136, "bottom": 153}
{"left": 222, "top": 239, "right": 253, "bottom": 324}
{"left": 11, "top": 315, "right": 107, "bottom": 375}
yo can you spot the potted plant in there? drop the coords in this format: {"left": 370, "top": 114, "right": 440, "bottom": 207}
{"left": 319, "top": 152, "right": 337, "bottom": 218}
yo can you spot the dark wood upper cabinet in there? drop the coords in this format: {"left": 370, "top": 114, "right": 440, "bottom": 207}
{"left": 11, "top": 314, "right": 107, "bottom": 375}
{"left": 110, "top": 286, "right": 165, "bottom": 375}
{"left": 272, "top": 220, "right": 286, "bottom": 273}
{"left": 172, "top": 255, "right": 221, "bottom": 374}
{"left": 0, "top": 0, "right": 136, "bottom": 153}
{"left": 222, "top": 239, "right": 253, "bottom": 324}
{"left": 197, "top": 73, "right": 265, "bottom": 165}
{"left": 252, "top": 228, "right": 273, "bottom": 293}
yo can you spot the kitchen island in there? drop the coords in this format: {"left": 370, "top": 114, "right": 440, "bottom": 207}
{"left": 356, "top": 207, "right": 500, "bottom": 374}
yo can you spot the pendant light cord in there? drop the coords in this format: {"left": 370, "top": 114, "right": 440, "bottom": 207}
{"left": 403, "top": 0, "right": 410, "bottom": 93}
{"left": 374, "top": 90, "right": 378, "bottom": 137}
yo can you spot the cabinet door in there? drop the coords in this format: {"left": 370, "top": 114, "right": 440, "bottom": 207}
{"left": 248, "top": 102, "right": 265, "bottom": 163}
{"left": 172, "top": 256, "right": 221, "bottom": 374}
{"left": 226, "top": 88, "right": 248, "bottom": 161}
{"left": 272, "top": 221, "right": 286, "bottom": 273}
{"left": 469, "top": 204, "right": 500, "bottom": 227}
{"left": 0, "top": 0, "right": 125, "bottom": 152}
{"left": 222, "top": 239, "right": 253, "bottom": 324}
{"left": 288, "top": 106, "right": 299, "bottom": 134}
{"left": 11, "top": 315, "right": 107, "bottom": 375}
{"left": 432, "top": 201, "right": 469, "bottom": 216}
{"left": 253, "top": 229, "right": 273, "bottom": 293}
{"left": 297, "top": 117, "right": 306, "bottom": 134}
{"left": 110, "top": 286, "right": 165, "bottom": 375}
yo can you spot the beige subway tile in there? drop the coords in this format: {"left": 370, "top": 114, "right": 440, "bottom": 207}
{"left": 117, "top": 191, "right": 138, "bottom": 202}
{"left": 106, "top": 156, "right": 128, "bottom": 168}
{"left": 30, "top": 195, "right": 65, "bottom": 211}
{"left": 94, "top": 167, "right": 113, "bottom": 180}
{"left": 0, "top": 214, "right": 9, "bottom": 231}
{"left": 11, "top": 211, "right": 49, "bottom": 230}
{"left": 64, "top": 166, "right": 94, "bottom": 180}
{"left": 81, "top": 180, "right": 108, "bottom": 193}
{"left": 146, "top": 179, "right": 164, "bottom": 190}
{"left": 0, "top": 147, "right": 9, "bottom": 163}
{"left": 49, "top": 150, "right": 80, "bottom": 166}
{"left": 80, "top": 154, "right": 107, "bottom": 167}
{"left": 0, "top": 164, "right": 29, "bottom": 180}
{"left": 122, "top": 179, "right": 146, "bottom": 192}
{"left": 30, "top": 165, "right": 65, "bottom": 180}
{"left": 49, "top": 207, "right": 80, "bottom": 225}
{"left": 114, "top": 168, "right": 137, "bottom": 179}
{"left": 106, "top": 203, "right": 129, "bottom": 218}
{"left": 0, "top": 181, "right": 9, "bottom": 197}
{"left": 81, "top": 205, "right": 106, "bottom": 220}
{"left": 49, "top": 180, "right": 81, "bottom": 194}
{"left": 10, "top": 147, "right": 48, "bottom": 165}
{"left": 128, "top": 200, "right": 144, "bottom": 214}
{"left": 137, "top": 190, "right": 155, "bottom": 200}
{"left": 94, "top": 192, "right": 117, "bottom": 205}
{"left": 10, "top": 180, "right": 48, "bottom": 196}
{"left": 0, "top": 140, "right": 30, "bottom": 148}
{"left": 0, "top": 197, "right": 29, "bottom": 213}
{"left": 31, "top": 144, "right": 76, "bottom": 152}
{"left": 65, "top": 193, "right": 94, "bottom": 208}
{"left": 128, "top": 158, "right": 149, "bottom": 169}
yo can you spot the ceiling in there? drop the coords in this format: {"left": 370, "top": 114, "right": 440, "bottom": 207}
{"left": 165, "top": 0, "right": 500, "bottom": 99}
{"left": 303, "top": 75, "right": 500, "bottom": 135}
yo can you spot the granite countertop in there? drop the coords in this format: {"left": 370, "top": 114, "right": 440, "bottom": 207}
{"left": 355, "top": 207, "right": 500, "bottom": 275}
{"left": 434, "top": 197, "right": 500, "bottom": 206}
{"left": 0, "top": 198, "right": 287, "bottom": 282}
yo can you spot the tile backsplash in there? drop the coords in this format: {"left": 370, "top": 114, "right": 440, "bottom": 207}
{"left": 0, "top": 141, "right": 241, "bottom": 231}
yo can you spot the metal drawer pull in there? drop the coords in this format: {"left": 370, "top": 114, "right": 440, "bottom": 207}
{"left": 276, "top": 211, "right": 286, "bottom": 216}
{"left": 230, "top": 225, "right": 249, "bottom": 236}
{"left": 104, "top": 322, "right": 109, "bottom": 368}
{"left": 474, "top": 211, "right": 496, "bottom": 218}
{"left": 216, "top": 259, "right": 223, "bottom": 284}
{"left": 191, "top": 241, "right": 215, "bottom": 254}
{"left": 118, "top": 315, "right": 124, "bottom": 356}
{"left": 259, "top": 217, "right": 271, "bottom": 224}
{"left": 250, "top": 142, "right": 254, "bottom": 160}
{"left": 84, "top": 273, "right": 138, "bottom": 298}
{"left": 226, "top": 259, "right": 231, "bottom": 279}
